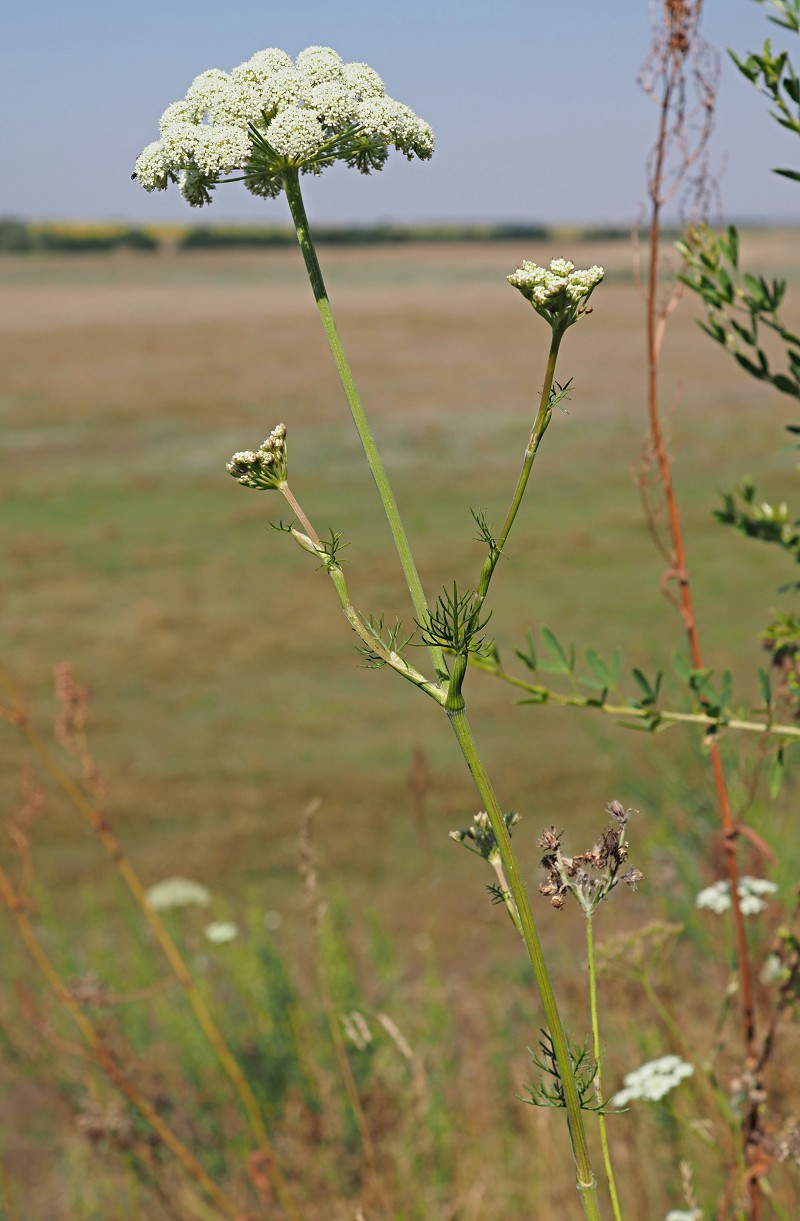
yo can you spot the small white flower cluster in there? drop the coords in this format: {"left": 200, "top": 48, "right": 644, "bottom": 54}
{"left": 204, "top": 921, "right": 239, "bottom": 944}
{"left": 610, "top": 1055, "right": 694, "bottom": 1108}
{"left": 696, "top": 875, "right": 778, "bottom": 916}
{"left": 227, "top": 422, "right": 288, "bottom": 490}
{"left": 664, "top": 1211, "right": 703, "bottom": 1221}
{"left": 507, "top": 258, "right": 604, "bottom": 331}
{"left": 145, "top": 876, "right": 212, "bottom": 910}
{"left": 134, "top": 45, "right": 434, "bottom": 206}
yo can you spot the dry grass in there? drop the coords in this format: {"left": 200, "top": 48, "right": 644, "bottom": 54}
{"left": 1, "top": 233, "right": 799, "bottom": 1216}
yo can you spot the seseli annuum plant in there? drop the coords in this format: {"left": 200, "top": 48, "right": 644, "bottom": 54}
{"left": 133, "top": 43, "right": 617, "bottom": 1217}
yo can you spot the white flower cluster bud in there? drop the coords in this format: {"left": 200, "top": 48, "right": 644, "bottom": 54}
{"left": 227, "top": 423, "right": 288, "bottom": 490}
{"left": 507, "top": 258, "right": 604, "bottom": 333}
{"left": 204, "top": 921, "right": 240, "bottom": 944}
{"left": 508, "top": 259, "right": 604, "bottom": 306}
{"left": 696, "top": 875, "right": 777, "bottom": 916}
{"left": 133, "top": 45, "right": 434, "bottom": 207}
{"left": 610, "top": 1055, "right": 694, "bottom": 1108}
{"left": 145, "top": 876, "right": 212, "bottom": 910}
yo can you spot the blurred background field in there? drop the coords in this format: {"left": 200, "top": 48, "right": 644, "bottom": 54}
{"left": 1, "top": 232, "right": 799, "bottom": 1216}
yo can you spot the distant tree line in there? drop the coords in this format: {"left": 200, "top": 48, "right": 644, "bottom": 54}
{"left": 0, "top": 216, "right": 634, "bottom": 254}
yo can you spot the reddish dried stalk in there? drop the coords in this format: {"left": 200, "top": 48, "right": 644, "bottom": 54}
{"left": 0, "top": 663, "right": 301, "bottom": 1221}
{"left": 0, "top": 862, "right": 241, "bottom": 1220}
{"left": 639, "top": 2, "right": 763, "bottom": 1212}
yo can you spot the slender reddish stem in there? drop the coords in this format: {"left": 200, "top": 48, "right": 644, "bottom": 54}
{"left": 644, "top": 44, "right": 760, "bottom": 1217}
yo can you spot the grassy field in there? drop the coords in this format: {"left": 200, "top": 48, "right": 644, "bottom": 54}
{"left": 1, "top": 233, "right": 799, "bottom": 1217}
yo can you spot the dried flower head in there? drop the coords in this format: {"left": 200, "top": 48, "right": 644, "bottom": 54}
{"left": 538, "top": 800, "right": 642, "bottom": 914}
{"left": 450, "top": 809, "right": 520, "bottom": 864}
{"left": 508, "top": 258, "right": 604, "bottom": 334}
{"left": 134, "top": 46, "right": 434, "bottom": 207}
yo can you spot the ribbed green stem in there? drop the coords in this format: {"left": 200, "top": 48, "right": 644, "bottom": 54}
{"left": 282, "top": 168, "right": 447, "bottom": 684}
{"left": 467, "top": 659, "right": 800, "bottom": 742}
{"left": 279, "top": 486, "right": 444, "bottom": 705}
{"left": 474, "top": 330, "right": 562, "bottom": 610}
{"left": 586, "top": 915, "right": 623, "bottom": 1221}
{"left": 447, "top": 706, "right": 600, "bottom": 1219}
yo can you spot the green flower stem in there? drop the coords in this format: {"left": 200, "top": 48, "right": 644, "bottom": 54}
{"left": 488, "top": 853, "right": 524, "bottom": 936}
{"left": 282, "top": 168, "right": 447, "bottom": 685}
{"left": 466, "top": 657, "right": 800, "bottom": 742}
{"left": 445, "top": 332, "right": 562, "bottom": 711}
{"left": 475, "top": 330, "right": 562, "bottom": 610}
{"left": 447, "top": 705, "right": 600, "bottom": 1219}
{"left": 586, "top": 915, "right": 623, "bottom": 1221}
{"left": 279, "top": 489, "right": 444, "bottom": 705}
{"left": 279, "top": 480, "right": 321, "bottom": 543}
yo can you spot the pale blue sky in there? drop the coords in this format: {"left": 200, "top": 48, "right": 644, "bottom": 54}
{"left": 2, "top": 0, "right": 798, "bottom": 226}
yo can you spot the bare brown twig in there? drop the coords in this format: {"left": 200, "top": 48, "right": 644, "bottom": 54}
{"left": 639, "top": 3, "right": 766, "bottom": 1214}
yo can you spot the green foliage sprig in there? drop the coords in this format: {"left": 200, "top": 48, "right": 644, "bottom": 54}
{"left": 677, "top": 224, "right": 800, "bottom": 397}
{"left": 729, "top": 0, "right": 800, "bottom": 180}
{"left": 523, "top": 1032, "right": 606, "bottom": 1113}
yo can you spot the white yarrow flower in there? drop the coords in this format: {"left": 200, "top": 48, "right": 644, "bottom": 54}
{"left": 146, "top": 877, "right": 212, "bottom": 910}
{"left": 665, "top": 1212, "right": 704, "bottom": 1221}
{"left": 696, "top": 876, "right": 777, "bottom": 916}
{"left": 204, "top": 921, "right": 240, "bottom": 944}
{"left": 610, "top": 1055, "right": 694, "bottom": 1107}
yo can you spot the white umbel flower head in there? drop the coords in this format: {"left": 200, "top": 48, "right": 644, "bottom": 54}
{"left": 295, "top": 45, "right": 344, "bottom": 87}
{"left": 160, "top": 100, "right": 199, "bottom": 132}
{"left": 266, "top": 108, "right": 326, "bottom": 162}
{"left": 133, "top": 45, "right": 434, "bottom": 207}
{"left": 342, "top": 61, "right": 385, "bottom": 98}
{"left": 204, "top": 921, "right": 240, "bottom": 944}
{"left": 696, "top": 876, "right": 778, "bottom": 916}
{"left": 185, "top": 68, "right": 233, "bottom": 121}
{"left": 610, "top": 1055, "right": 694, "bottom": 1108}
{"left": 194, "top": 125, "right": 253, "bottom": 176}
{"left": 133, "top": 142, "right": 170, "bottom": 191}
{"left": 508, "top": 257, "right": 604, "bottom": 333}
{"left": 146, "top": 877, "right": 212, "bottom": 910}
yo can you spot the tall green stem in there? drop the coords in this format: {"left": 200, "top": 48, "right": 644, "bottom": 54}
{"left": 282, "top": 176, "right": 601, "bottom": 1212}
{"left": 282, "top": 168, "right": 447, "bottom": 683}
{"left": 586, "top": 915, "right": 623, "bottom": 1221}
{"left": 474, "top": 329, "right": 562, "bottom": 610}
{"left": 448, "top": 707, "right": 601, "bottom": 1219}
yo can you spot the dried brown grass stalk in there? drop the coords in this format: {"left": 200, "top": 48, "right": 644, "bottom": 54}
{"left": 298, "top": 800, "right": 391, "bottom": 1213}
{"left": 0, "top": 662, "right": 301, "bottom": 1221}
{"left": 0, "top": 861, "right": 241, "bottom": 1220}
{"left": 638, "top": 2, "right": 765, "bottom": 1212}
